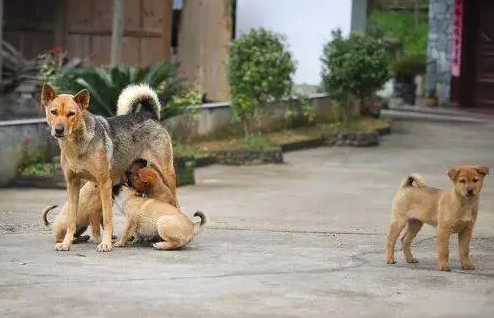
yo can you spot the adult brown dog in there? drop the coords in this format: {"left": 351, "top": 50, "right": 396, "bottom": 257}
{"left": 385, "top": 165, "right": 489, "bottom": 271}
{"left": 41, "top": 83, "right": 177, "bottom": 252}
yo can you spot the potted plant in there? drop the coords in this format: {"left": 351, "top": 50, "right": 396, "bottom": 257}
{"left": 227, "top": 27, "right": 296, "bottom": 165}
{"left": 390, "top": 53, "right": 426, "bottom": 105}
{"left": 425, "top": 87, "right": 439, "bottom": 107}
{"left": 320, "top": 29, "right": 390, "bottom": 124}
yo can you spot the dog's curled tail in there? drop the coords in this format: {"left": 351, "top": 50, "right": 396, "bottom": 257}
{"left": 193, "top": 211, "right": 209, "bottom": 235}
{"left": 42, "top": 205, "right": 58, "bottom": 227}
{"left": 399, "top": 173, "right": 427, "bottom": 190}
{"left": 116, "top": 83, "right": 162, "bottom": 120}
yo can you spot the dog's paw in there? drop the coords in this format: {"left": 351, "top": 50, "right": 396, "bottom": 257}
{"left": 438, "top": 264, "right": 451, "bottom": 272}
{"left": 114, "top": 240, "right": 127, "bottom": 248}
{"left": 385, "top": 259, "right": 396, "bottom": 264}
{"left": 406, "top": 258, "right": 419, "bottom": 264}
{"left": 96, "top": 241, "right": 113, "bottom": 252}
{"left": 461, "top": 263, "right": 476, "bottom": 270}
{"left": 55, "top": 242, "right": 71, "bottom": 251}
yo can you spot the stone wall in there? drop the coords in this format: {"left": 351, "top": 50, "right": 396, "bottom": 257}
{"left": 425, "top": 0, "right": 454, "bottom": 106}
{"left": 0, "top": 119, "right": 58, "bottom": 186}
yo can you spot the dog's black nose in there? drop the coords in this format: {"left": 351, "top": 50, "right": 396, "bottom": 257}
{"left": 466, "top": 189, "right": 474, "bottom": 196}
{"left": 54, "top": 127, "right": 64, "bottom": 136}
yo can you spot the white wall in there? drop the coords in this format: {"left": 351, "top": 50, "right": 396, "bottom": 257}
{"left": 236, "top": 0, "right": 366, "bottom": 86}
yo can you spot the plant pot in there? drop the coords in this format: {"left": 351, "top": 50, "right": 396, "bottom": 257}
{"left": 425, "top": 96, "right": 439, "bottom": 107}
{"left": 393, "top": 80, "right": 417, "bottom": 105}
{"left": 174, "top": 156, "right": 195, "bottom": 186}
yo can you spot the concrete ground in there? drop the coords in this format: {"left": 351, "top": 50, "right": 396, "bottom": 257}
{"left": 1, "top": 119, "right": 494, "bottom": 318}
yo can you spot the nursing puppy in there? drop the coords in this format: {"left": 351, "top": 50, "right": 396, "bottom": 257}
{"left": 112, "top": 167, "right": 209, "bottom": 250}
{"left": 386, "top": 165, "right": 489, "bottom": 271}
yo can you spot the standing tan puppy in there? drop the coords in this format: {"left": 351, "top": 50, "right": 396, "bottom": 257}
{"left": 386, "top": 165, "right": 489, "bottom": 271}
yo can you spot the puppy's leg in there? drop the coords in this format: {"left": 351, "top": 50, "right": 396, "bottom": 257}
{"left": 89, "top": 211, "right": 102, "bottom": 243}
{"left": 114, "top": 219, "right": 138, "bottom": 247}
{"left": 152, "top": 240, "right": 181, "bottom": 250}
{"left": 400, "top": 219, "right": 423, "bottom": 263}
{"left": 385, "top": 219, "right": 406, "bottom": 264}
{"left": 437, "top": 226, "right": 452, "bottom": 271}
{"left": 458, "top": 226, "right": 475, "bottom": 270}
{"left": 73, "top": 226, "right": 90, "bottom": 244}
{"left": 55, "top": 174, "right": 80, "bottom": 251}
{"left": 97, "top": 178, "right": 113, "bottom": 252}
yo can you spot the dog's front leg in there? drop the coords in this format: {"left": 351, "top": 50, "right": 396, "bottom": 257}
{"left": 55, "top": 173, "right": 81, "bottom": 251}
{"left": 97, "top": 178, "right": 114, "bottom": 252}
{"left": 114, "top": 219, "right": 138, "bottom": 247}
{"left": 458, "top": 226, "right": 475, "bottom": 270}
{"left": 437, "top": 226, "right": 451, "bottom": 271}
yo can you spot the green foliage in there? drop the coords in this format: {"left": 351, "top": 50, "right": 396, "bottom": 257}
{"left": 228, "top": 28, "right": 296, "bottom": 136}
{"left": 40, "top": 49, "right": 66, "bottom": 85}
{"left": 369, "top": 10, "right": 428, "bottom": 55}
{"left": 389, "top": 53, "right": 426, "bottom": 82}
{"left": 16, "top": 137, "right": 57, "bottom": 177}
{"left": 53, "top": 61, "right": 199, "bottom": 120}
{"left": 321, "top": 29, "right": 389, "bottom": 124}
{"left": 242, "top": 135, "right": 275, "bottom": 151}
{"left": 284, "top": 93, "right": 316, "bottom": 128}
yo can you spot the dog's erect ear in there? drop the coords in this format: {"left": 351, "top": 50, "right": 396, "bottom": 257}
{"left": 73, "top": 89, "right": 90, "bottom": 110}
{"left": 41, "top": 83, "right": 57, "bottom": 107}
{"left": 447, "top": 166, "right": 461, "bottom": 181}
{"left": 474, "top": 165, "right": 490, "bottom": 176}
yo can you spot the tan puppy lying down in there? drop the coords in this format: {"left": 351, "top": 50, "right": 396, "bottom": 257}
{"left": 112, "top": 168, "right": 209, "bottom": 250}
{"left": 386, "top": 165, "right": 489, "bottom": 271}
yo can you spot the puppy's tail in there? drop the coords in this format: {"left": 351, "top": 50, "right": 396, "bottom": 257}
{"left": 192, "top": 211, "right": 209, "bottom": 236}
{"left": 42, "top": 205, "right": 58, "bottom": 227}
{"left": 399, "top": 173, "right": 427, "bottom": 190}
{"left": 116, "top": 83, "right": 162, "bottom": 120}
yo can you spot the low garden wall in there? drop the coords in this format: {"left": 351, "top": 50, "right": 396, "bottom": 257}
{"left": 0, "top": 93, "right": 334, "bottom": 187}
{"left": 0, "top": 118, "right": 58, "bottom": 186}
{"left": 166, "top": 93, "right": 334, "bottom": 141}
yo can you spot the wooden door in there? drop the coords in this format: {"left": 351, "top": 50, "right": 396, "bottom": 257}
{"left": 474, "top": 0, "right": 494, "bottom": 107}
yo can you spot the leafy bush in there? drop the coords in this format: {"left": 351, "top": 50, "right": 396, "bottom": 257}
{"left": 53, "top": 61, "right": 200, "bottom": 119}
{"left": 40, "top": 46, "right": 66, "bottom": 85}
{"left": 370, "top": 10, "right": 428, "bottom": 55}
{"left": 321, "top": 29, "right": 389, "bottom": 124}
{"left": 389, "top": 53, "right": 426, "bottom": 82}
{"left": 228, "top": 28, "right": 296, "bottom": 137}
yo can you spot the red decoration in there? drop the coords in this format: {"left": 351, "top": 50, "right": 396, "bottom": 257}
{"left": 451, "top": 0, "right": 463, "bottom": 77}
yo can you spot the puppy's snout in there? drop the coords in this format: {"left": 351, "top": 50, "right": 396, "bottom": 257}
{"left": 466, "top": 189, "right": 474, "bottom": 196}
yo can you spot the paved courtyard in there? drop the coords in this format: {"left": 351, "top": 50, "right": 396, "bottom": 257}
{"left": 1, "top": 118, "right": 494, "bottom": 318}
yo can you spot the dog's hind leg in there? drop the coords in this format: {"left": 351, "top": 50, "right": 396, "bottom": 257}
{"left": 152, "top": 240, "right": 181, "bottom": 250}
{"left": 385, "top": 219, "right": 407, "bottom": 264}
{"left": 400, "top": 219, "right": 423, "bottom": 263}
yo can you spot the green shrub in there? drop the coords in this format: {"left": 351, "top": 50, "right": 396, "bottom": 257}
{"left": 389, "top": 53, "right": 426, "bottom": 82}
{"left": 53, "top": 61, "right": 200, "bottom": 120}
{"left": 228, "top": 28, "right": 296, "bottom": 137}
{"left": 369, "top": 10, "right": 428, "bottom": 55}
{"left": 321, "top": 29, "right": 389, "bottom": 124}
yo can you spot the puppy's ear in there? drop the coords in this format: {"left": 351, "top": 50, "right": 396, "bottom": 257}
{"left": 41, "top": 83, "right": 57, "bottom": 107}
{"left": 447, "top": 166, "right": 461, "bottom": 181}
{"left": 73, "top": 89, "right": 90, "bottom": 110}
{"left": 475, "top": 165, "right": 490, "bottom": 176}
